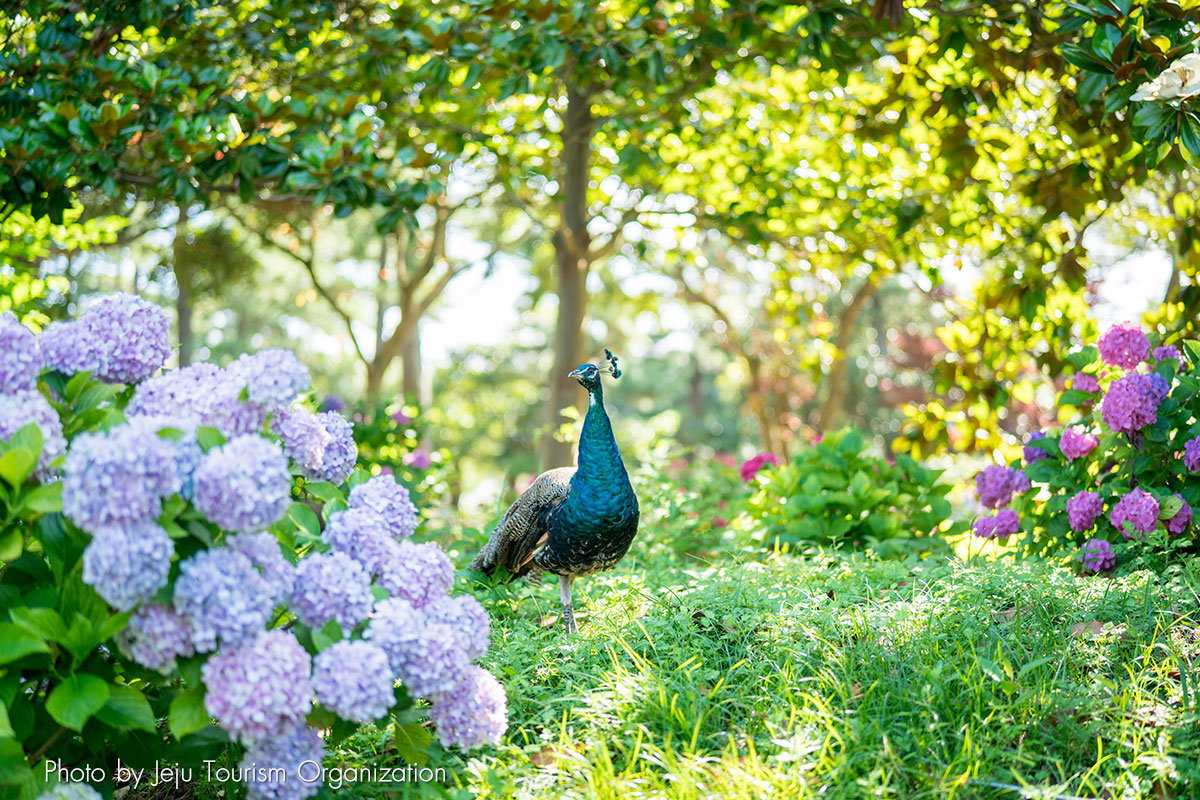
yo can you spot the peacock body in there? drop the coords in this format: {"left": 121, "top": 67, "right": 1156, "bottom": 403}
{"left": 469, "top": 354, "right": 638, "bottom": 633}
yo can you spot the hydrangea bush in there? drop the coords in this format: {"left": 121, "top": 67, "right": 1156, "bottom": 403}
{"left": 968, "top": 320, "right": 1200, "bottom": 572}
{"left": 0, "top": 296, "right": 506, "bottom": 800}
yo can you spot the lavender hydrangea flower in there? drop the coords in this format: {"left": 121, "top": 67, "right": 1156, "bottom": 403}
{"left": 1101, "top": 373, "right": 1164, "bottom": 435}
{"left": 127, "top": 363, "right": 222, "bottom": 422}
{"left": 428, "top": 666, "right": 508, "bottom": 750}
{"left": 39, "top": 319, "right": 105, "bottom": 376}
{"left": 378, "top": 540, "right": 455, "bottom": 608}
{"left": 0, "top": 389, "right": 66, "bottom": 481}
{"left": 225, "top": 533, "right": 296, "bottom": 605}
{"left": 1067, "top": 490, "right": 1103, "bottom": 531}
{"left": 0, "top": 312, "right": 41, "bottom": 392}
{"left": 364, "top": 597, "right": 422, "bottom": 668}
{"left": 423, "top": 594, "right": 491, "bottom": 661}
{"left": 63, "top": 424, "right": 179, "bottom": 532}
{"left": 193, "top": 435, "right": 291, "bottom": 532}
{"left": 272, "top": 408, "right": 329, "bottom": 472}
{"left": 1059, "top": 425, "right": 1099, "bottom": 461}
{"left": 1072, "top": 374, "right": 1101, "bottom": 395}
{"left": 36, "top": 784, "right": 104, "bottom": 800}
{"left": 1078, "top": 539, "right": 1117, "bottom": 573}
{"left": 82, "top": 292, "right": 171, "bottom": 384}
{"left": 174, "top": 548, "right": 276, "bottom": 651}
{"left": 347, "top": 476, "right": 418, "bottom": 540}
{"left": 975, "top": 465, "right": 1018, "bottom": 509}
{"left": 1154, "top": 344, "right": 1181, "bottom": 362}
{"left": 82, "top": 522, "right": 174, "bottom": 611}
{"left": 366, "top": 598, "right": 466, "bottom": 696}
{"left": 311, "top": 640, "right": 395, "bottom": 723}
{"left": 1109, "top": 490, "right": 1159, "bottom": 539}
{"left": 241, "top": 723, "right": 324, "bottom": 800}
{"left": 1185, "top": 439, "right": 1200, "bottom": 472}
{"left": 305, "top": 412, "right": 356, "bottom": 484}
{"left": 290, "top": 552, "right": 374, "bottom": 631}
{"left": 319, "top": 395, "right": 346, "bottom": 412}
{"left": 1023, "top": 432, "right": 1050, "bottom": 464}
{"left": 1166, "top": 496, "right": 1192, "bottom": 535}
{"left": 321, "top": 508, "right": 398, "bottom": 576}
{"left": 229, "top": 349, "right": 311, "bottom": 412}
{"left": 115, "top": 603, "right": 194, "bottom": 673}
{"left": 201, "top": 630, "right": 313, "bottom": 743}
{"left": 1098, "top": 322, "right": 1150, "bottom": 370}
{"left": 127, "top": 414, "right": 203, "bottom": 500}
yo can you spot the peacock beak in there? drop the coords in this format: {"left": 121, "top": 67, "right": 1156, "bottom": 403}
{"left": 567, "top": 368, "right": 584, "bottom": 379}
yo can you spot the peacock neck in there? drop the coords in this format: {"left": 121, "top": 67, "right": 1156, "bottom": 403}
{"left": 573, "top": 387, "right": 629, "bottom": 489}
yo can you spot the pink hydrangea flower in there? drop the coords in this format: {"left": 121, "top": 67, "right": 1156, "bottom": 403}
{"left": 1067, "top": 490, "right": 1103, "bottom": 531}
{"left": 1059, "top": 426, "right": 1098, "bottom": 461}
{"left": 1078, "top": 539, "right": 1116, "bottom": 573}
{"left": 740, "top": 453, "right": 779, "bottom": 483}
{"left": 1109, "top": 490, "right": 1159, "bottom": 539}
{"left": 403, "top": 448, "right": 431, "bottom": 470}
{"left": 1101, "top": 373, "right": 1166, "bottom": 435}
{"left": 1097, "top": 322, "right": 1150, "bottom": 370}
{"left": 1072, "top": 374, "right": 1100, "bottom": 395}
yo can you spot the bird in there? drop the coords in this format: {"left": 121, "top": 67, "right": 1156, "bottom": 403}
{"left": 469, "top": 350, "right": 639, "bottom": 634}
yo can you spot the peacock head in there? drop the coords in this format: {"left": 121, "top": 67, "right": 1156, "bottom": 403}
{"left": 569, "top": 349, "right": 622, "bottom": 391}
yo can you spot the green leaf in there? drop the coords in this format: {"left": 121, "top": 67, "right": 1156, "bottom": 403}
{"left": 0, "top": 701, "right": 13, "bottom": 739}
{"left": 0, "top": 530, "right": 21, "bottom": 562}
{"left": 1160, "top": 495, "right": 1184, "bottom": 520}
{"left": 196, "top": 426, "right": 226, "bottom": 451}
{"left": 0, "top": 739, "right": 32, "bottom": 785}
{"left": 1064, "top": 346, "right": 1098, "bottom": 369}
{"left": 392, "top": 719, "right": 431, "bottom": 765}
{"left": 288, "top": 502, "right": 321, "bottom": 541}
{"left": 96, "top": 684, "right": 157, "bottom": 732}
{"left": 22, "top": 482, "right": 63, "bottom": 514}
{"left": 1058, "top": 389, "right": 1097, "bottom": 407}
{"left": 46, "top": 674, "right": 110, "bottom": 731}
{"left": 0, "top": 448, "right": 38, "bottom": 488}
{"left": 312, "top": 620, "right": 343, "bottom": 651}
{"left": 0, "top": 623, "right": 50, "bottom": 665}
{"left": 8, "top": 606, "right": 69, "bottom": 643}
{"left": 304, "top": 482, "right": 343, "bottom": 503}
{"left": 169, "top": 688, "right": 211, "bottom": 739}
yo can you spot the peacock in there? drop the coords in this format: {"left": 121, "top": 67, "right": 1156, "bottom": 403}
{"left": 469, "top": 350, "right": 639, "bottom": 634}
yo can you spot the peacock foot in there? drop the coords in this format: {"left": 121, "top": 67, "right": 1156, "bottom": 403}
{"left": 561, "top": 603, "right": 578, "bottom": 635}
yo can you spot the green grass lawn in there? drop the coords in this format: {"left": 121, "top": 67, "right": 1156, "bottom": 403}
{"left": 328, "top": 545, "right": 1200, "bottom": 800}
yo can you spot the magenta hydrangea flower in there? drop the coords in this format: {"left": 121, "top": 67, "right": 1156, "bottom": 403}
{"left": 1154, "top": 345, "right": 1181, "bottom": 362}
{"left": 1072, "top": 374, "right": 1101, "bottom": 395}
{"left": 1101, "top": 373, "right": 1164, "bottom": 435}
{"left": 1109, "top": 490, "right": 1159, "bottom": 538}
{"left": 0, "top": 312, "right": 41, "bottom": 392}
{"left": 740, "top": 452, "right": 779, "bottom": 483}
{"left": 378, "top": 540, "right": 455, "bottom": 608}
{"left": 428, "top": 666, "right": 508, "bottom": 750}
{"left": 173, "top": 548, "right": 276, "bottom": 651}
{"left": 82, "top": 292, "right": 171, "bottom": 384}
{"left": 290, "top": 552, "right": 374, "bottom": 631}
{"left": 1067, "top": 490, "right": 1103, "bottom": 531}
{"left": 1166, "top": 496, "right": 1192, "bottom": 535}
{"left": 0, "top": 389, "right": 66, "bottom": 481}
{"left": 347, "top": 476, "right": 418, "bottom": 541}
{"left": 62, "top": 423, "right": 180, "bottom": 532}
{"left": 1078, "top": 539, "right": 1117, "bottom": 573}
{"left": 240, "top": 723, "right": 324, "bottom": 800}
{"left": 272, "top": 408, "right": 329, "bottom": 473}
{"left": 1023, "top": 432, "right": 1050, "bottom": 464}
{"left": 403, "top": 448, "right": 432, "bottom": 470}
{"left": 1183, "top": 439, "right": 1200, "bottom": 472}
{"left": 1098, "top": 322, "right": 1150, "bottom": 370}
{"left": 193, "top": 435, "right": 291, "bottom": 532}
{"left": 115, "top": 603, "right": 194, "bottom": 674}
{"left": 82, "top": 522, "right": 175, "bottom": 611}
{"left": 1059, "top": 426, "right": 1099, "bottom": 461}
{"left": 201, "top": 630, "right": 313, "bottom": 743}
{"left": 975, "top": 465, "right": 1021, "bottom": 509}
{"left": 228, "top": 349, "right": 310, "bottom": 412}
{"left": 311, "top": 640, "right": 395, "bottom": 723}
{"left": 305, "top": 412, "right": 356, "bottom": 484}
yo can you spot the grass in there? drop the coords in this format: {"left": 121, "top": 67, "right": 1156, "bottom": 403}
{"left": 325, "top": 543, "right": 1200, "bottom": 800}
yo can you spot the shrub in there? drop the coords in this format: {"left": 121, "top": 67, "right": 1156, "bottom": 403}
{"left": 969, "top": 320, "right": 1200, "bottom": 569}
{"left": 741, "top": 428, "right": 960, "bottom": 552}
{"left": 0, "top": 296, "right": 506, "bottom": 799}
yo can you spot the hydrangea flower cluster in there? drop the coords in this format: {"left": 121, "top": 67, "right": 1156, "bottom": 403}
{"left": 1098, "top": 322, "right": 1150, "bottom": 370}
{"left": 290, "top": 552, "right": 374, "bottom": 631}
{"left": 1059, "top": 426, "right": 1098, "bottom": 461}
{"left": 974, "top": 465, "right": 1028, "bottom": 509}
{"left": 0, "top": 312, "right": 41, "bottom": 392}
{"left": 82, "top": 293, "right": 173, "bottom": 383}
{"left": 63, "top": 424, "right": 180, "bottom": 532}
{"left": 174, "top": 548, "right": 276, "bottom": 651}
{"left": 0, "top": 390, "right": 66, "bottom": 480}
{"left": 1154, "top": 345, "right": 1181, "bottom": 362}
{"left": 1183, "top": 439, "right": 1200, "bottom": 472}
{"left": 348, "top": 476, "right": 419, "bottom": 540}
{"left": 322, "top": 507, "right": 399, "bottom": 577}
{"left": 229, "top": 349, "right": 311, "bottom": 412}
{"left": 226, "top": 533, "right": 296, "bottom": 605}
{"left": 1067, "top": 491, "right": 1103, "bottom": 532}
{"left": 307, "top": 411, "right": 357, "bottom": 484}
{"left": 1023, "top": 431, "right": 1049, "bottom": 464}
{"left": 423, "top": 594, "right": 491, "bottom": 661}
{"left": 1078, "top": 539, "right": 1117, "bottom": 573}
{"left": 1166, "top": 496, "right": 1192, "bottom": 535}
{"left": 193, "top": 436, "right": 291, "bottom": 532}
{"left": 1101, "top": 373, "right": 1165, "bottom": 435}
{"left": 972, "top": 507, "right": 1019, "bottom": 540}
{"left": 311, "top": 640, "right": 395, "bottom": 723}
{"left": 1072, "top": 373, "right": 1101, "bottom": 395}
{"left": 272, "top": 408, "right": 330, "bottom": 473}
{"left": 739, "top": 452, "right": 779, "bottom": 483}
{"left": 36, "top": 784, "right": 103, "bottom": 800}
{"left": 115, "top": 603, "right": 194, "bottom": 674}
{"left": 428, "top": 666, "right": 508, "bottom": 750}
{"left": 379, "top": 540, "right": 456, "bottom": 607}
{"left": 39, "top": 319, "right": 105, "bottom": 376}
{"left": 1109, "top": 490, "right": 1159, "bottom": 539}
{"left": 240, "top": 723, "right": 325, "bottom": 800}
{"left": 201, "top": 630, "right": 313, "bottom": 743}
{"left": 82, "top": 522, "right": 175, "bottom": 611}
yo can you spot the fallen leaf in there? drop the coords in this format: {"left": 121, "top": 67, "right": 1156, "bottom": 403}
{"left": 1069, "top": 621, "right": 1129, "bottom": 641}
{"left": 530, "top": 747, "right": 558, "bottom": 768}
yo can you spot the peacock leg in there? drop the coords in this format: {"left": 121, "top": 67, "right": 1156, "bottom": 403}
{"left": 559, "top": 573, "right": 577, "bottom": 634}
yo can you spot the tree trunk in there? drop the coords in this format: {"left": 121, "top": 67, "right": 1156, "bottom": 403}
{"left": 819, "top": 278, "right": 880, "bottom": 431}
{"left": 401, "top": 324, "right": 422, "bottom": 405}
{"left": 174, "top": 205, "right": 194, "bottom": 366}
{"left": 541, "top": 85, "right": 594, "bottom": 470}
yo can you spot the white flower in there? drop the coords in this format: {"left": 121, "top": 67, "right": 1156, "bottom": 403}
{"left": 1132, "top": 53, "right": 1200, "bottom": 102}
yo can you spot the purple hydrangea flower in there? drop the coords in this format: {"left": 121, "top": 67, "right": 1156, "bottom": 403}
{"left": 1166, "top": 496, "right": 1192, "bottom": 535}
{"left": 972, "top": 508, "right": 1019, "bottom": 540}
{"left": 304, "top": 412, "right": 356, "bottom": 484}
{"left": 63, "top": 423, "right": 179, "bottom": 532}
{"left": 174, "top": 548, "right": 276, "bottom": 651}
{"left": 127, "top": 363, "right": 222, "bottom": 423}
{"left": 36, "top": 784, "right": 104, "bottom": 800}
{"left": 365, "top": 598, "right": 467, "bottom": 697}
{"left": 272, "top": 408, "right": 329, "bottom": 473}
{"left": 241, "top": 723, "right": 324, "bottom": 800}
{"left": 1067, "top": 490, "right": 1103, "bottom": 531}
{"left": 423, "top": 594, "right": 491, "bottom": 661}
{"left": 1078, "top": 539, "right": 1117, "bottom": 573}
{"left": 0, "top": 389, "right": 66, "bottom": 481}
{"left": 201, "top": 630, "right": 313, "bottom": 743}
{"left": 229, "top": 349, "right": 311, "bottom": 413}
{"left": 1059, "top": 426, "right": 1099, "bottom": 461}
{"left": 311, "top": 640, "right": 395, "bottom": 723}
{"left": 403, "top": 449, "right": 431, "bottom": 470}
{"left": 193, "top": 435, "right": 291, "bottom": 532}
{"left": 1109, "top": 489, "right": 1159, "bottom": 539}
{"left": 82, "top": 293, "right": 171, "bottom": 384}
{"left": 290, "top": 552, "right": 374, "bottom": 631}
{"left": 1185, "top": 439, "right": 1200, "bottom": 472}
{"left": 225, "top": 533, "right": 296, "bottom": 605}
{"left": 347, "top": 476, "right": 418, "bottom": 541}
{"left": 127, "top": 414, "right": 203, "bottom": 500}
{"left": 1101, "top": 373, "right": 1164, "bottom": 435}
{"left": 1072, "top": 374, "right": 1101, "bottom": 395}
{"left": 378, "top": 540, "right": 455, "bottom": 608}
{"left": 1023, "top": 432, "right": 1049, "bottom": 464}
{"left": 428, "top": 666, "right": 507, "bottom": 750}
{"left": 1098, "top": 322, "right": 1150, "bottom": 370}
{"left": 0, "top": 312, "right": 41, "bottom": 392}
{"left": 1010, "top": 470, "right": 1031, "bottom": 494}
{"left": 319, "top": 395, "right": 346, "bottom": 412}
{"left": 391, "top": 410, "right": 413, "bottom": 426}
{"left": 972, "top": 515, "right": 996, "bottom": 539}
{"left": 1154, "top": 345, "right": 1181, "bottom": 362}
{"left": 321, "top": 508, "right": 398, "bottom": 577}
{"left": 115, "top": 603, "right": 194, "bottom": 673}
{"left": 39, "top": 319, "right": 105, "bottom": 376}
{"left": 975, "top": 465, "right": 1019, "bottom": 509}
{"left": 82, "top": 522, "right": 174, "bottom": 611}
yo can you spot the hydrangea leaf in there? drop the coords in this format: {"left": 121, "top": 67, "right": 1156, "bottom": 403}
{"left": 46, "top": 673, "right": 110, "bottom": 731}
{"left": 168, "top": 687, "right": 211, "bottom": 740}
{"left": 20, "top": 483, "right": 62, "bottom": 515}
{"left": 0, "top": 448, "right": 38, "bottom": 488}
{"left": 96, "top": 684, "right": 156, "bottom": 733}
{"left": 0, "top": 623, "right": 50, "bottom": 665}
